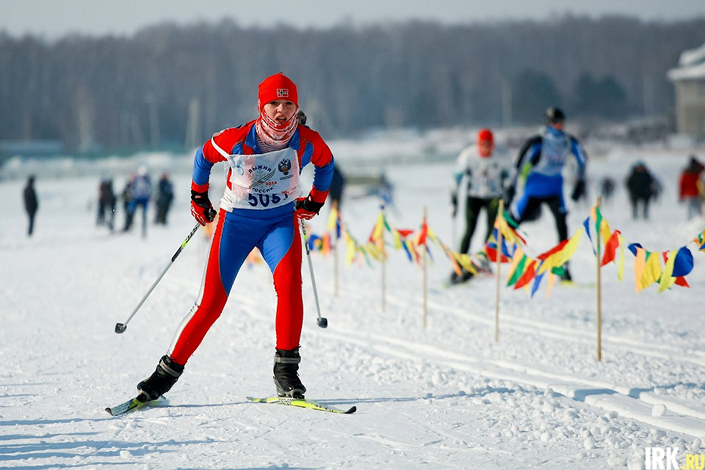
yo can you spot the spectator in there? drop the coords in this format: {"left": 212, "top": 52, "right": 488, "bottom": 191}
{"left": 600, "top": 176, "right": 616, "bottom": 204}
{"left": 97, "top": 178, "right": 117, "bottom": 231}
{"left": 679, "top": 156, "right": 705, "bottom": 219}
{"left": 23, "top": 175, "right": 38, "bottom": 237}
{"left": 625, "top": 161, "right": 657, "bottom": 219}
{"left": 154, "top": 172, "right": 175, "bottom": 224}
{"left": 127, "top": 166, "right": 152, "bottom": 237}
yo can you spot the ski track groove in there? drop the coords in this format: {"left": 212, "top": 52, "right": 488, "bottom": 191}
{"left": 327, "top": 328, "right": 705, "bottom": 438}
{"left": 414, "top": 296, "right": 705, "bottom": 367}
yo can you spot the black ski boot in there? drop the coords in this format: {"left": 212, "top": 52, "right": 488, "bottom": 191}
{"left": 560, "top": 263, "right": 573, "bottom": 282}
{"left": 273, "top": 348, "right": 306, "bottom": 399}
{"left": 448, "top": 269, "right": 474, "bottom": 285}
{"left": 137, "top": 355, "right": 184, "bottom": 402}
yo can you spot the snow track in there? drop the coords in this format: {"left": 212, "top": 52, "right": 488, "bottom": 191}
{"left": 327, "top": 328, "right": 705, "bottom": 438}
{"left": 2, "top": 151, "right": 704, "bottom": 469}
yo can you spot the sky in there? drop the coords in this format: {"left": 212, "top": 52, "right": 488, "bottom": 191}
{"left": 2, "top": 0, "right": 705, "bottom": 41}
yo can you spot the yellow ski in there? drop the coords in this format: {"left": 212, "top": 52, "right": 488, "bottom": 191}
{"left": 247, "top": 396, "right": 356, "bottom": 414}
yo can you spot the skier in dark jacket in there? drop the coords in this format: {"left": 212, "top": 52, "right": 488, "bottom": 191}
{"left": 625, "top": 161, "right": 656, "bottom": 220}
{"left": 23, "top": 175, "right": 38, "bottom": 236}
{"left": 97, "top": 179, "right": 117, "bottom": 231}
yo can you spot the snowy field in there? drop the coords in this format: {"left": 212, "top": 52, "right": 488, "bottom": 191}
{"left": 1, "top": 140, "right": 705, "bottom": 469}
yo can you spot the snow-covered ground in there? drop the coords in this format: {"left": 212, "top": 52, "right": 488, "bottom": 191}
{"left": 1, "top": 140, "right": 705, "bottom": 469}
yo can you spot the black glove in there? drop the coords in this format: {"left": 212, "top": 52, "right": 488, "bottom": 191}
{"left": 450, "top": 193, "right": 458, "bottom": 218}
{"left": 503, "top": 185, "right": 516, "bottom": 207}
{"left": 190, "top": 190, "right": 217, "bottom": 226}
{"left": 571, "top": 179, "right": 586, "bottom": 202}
{"left": 294, "top": 194, "right": 324, "bottom": 220}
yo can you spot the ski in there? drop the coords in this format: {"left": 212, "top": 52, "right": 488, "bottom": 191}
{"left": 246, "top": 396, "right": 356, "bottom": 414}
{"left": 559, "top": 280, "right": 596, "bottom": 289}
{"left": 105, "top": 395, "right": 167, "bottom": 416}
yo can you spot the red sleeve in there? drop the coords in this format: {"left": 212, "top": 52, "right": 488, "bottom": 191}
{"left": 203, "top": 126, "right": 250, "bottom": 163}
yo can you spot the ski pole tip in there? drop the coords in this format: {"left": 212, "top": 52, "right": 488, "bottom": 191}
{"left": 115, "top": 323, "right": 127, "bottom": 334}
{"left": 316, "top": 318, "right": 328, "bottom": 329}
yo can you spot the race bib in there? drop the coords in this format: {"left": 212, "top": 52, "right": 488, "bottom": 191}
{"left": 220, "top": 147, "right": 300, "bottom": 211}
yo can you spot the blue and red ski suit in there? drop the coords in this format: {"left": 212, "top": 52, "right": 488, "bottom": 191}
{"left": 168, "top": 121, "right": 334, "bottom": 365}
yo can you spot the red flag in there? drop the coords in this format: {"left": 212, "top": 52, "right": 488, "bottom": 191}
{"left": 538, "top": 239, "right": 569, "bottom": 260}
{"left": 416, "top": 216, "right": 428, "bottom": 246}
{"left": 675, "top": 276, "right": 690, "bottom": 288}
{"left": 601, "top": 230, "right": 621, "bottom": 266}
{"left": 485, "top": 245, "right": 511, "bottom": 263}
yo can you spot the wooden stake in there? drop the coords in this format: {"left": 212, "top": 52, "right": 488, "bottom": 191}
{"left": 495, "top": 200, "right": 504, "bottom": 342}
{"left": 423, "top": 206, "right": 428, "bottom": 328}
{"left": 333, "top": 201, "right": 339, "bottom": 298}
{"left": 596, "top": 196, "right": 602, "bottom": 362}
{"left": 381, "top": 202, "right": 386, "bottom": 313}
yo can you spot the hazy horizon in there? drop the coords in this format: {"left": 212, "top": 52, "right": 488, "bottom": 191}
{"left": 2, "top": 0, "right": 704, "bottom": 41}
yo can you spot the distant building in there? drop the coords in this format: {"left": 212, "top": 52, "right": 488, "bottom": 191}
{"left": 668, "top": 42, "right": 705, "bottom": 139}
{"left": 0, "top": 140, "right": 64, "bottom": 159}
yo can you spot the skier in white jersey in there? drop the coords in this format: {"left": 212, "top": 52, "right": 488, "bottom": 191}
{"left": 449, "top": 128, "right": 510, "bottom": 284}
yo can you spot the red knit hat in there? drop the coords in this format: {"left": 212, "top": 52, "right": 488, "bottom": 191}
{"left": 477, "top": 128, "right": 493, "bottom": 145}
{"left": 258, "top": 72, "right": 298, "bottom": 110}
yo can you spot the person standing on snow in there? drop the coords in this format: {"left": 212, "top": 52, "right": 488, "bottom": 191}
{"left": 133, "top": 73, "right": 334, "bottom": 403}
{"left": 679, "top": 156, "right": 704, "bottom": 220}
{"left": 127, "top": 166, "right": 152, "bottom": 237}
{"left": 625, "top": 161, "right": 657, "bottom": 220}
{"left": 23, "top": 175, "right": 39, "bottom": 237}
{"left": 448, "top": 129, "right": 510, "bottom": 284}
{"left": 504, "top": 107, "right": 588, "bottom": 281}
{"left": 97, "top": 178, "right": 117, "bottom": 231}
{"left": 154, "top": 172, "right": 175, "bottom": 225}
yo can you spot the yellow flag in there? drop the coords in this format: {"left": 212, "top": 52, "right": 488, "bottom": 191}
{"left": 372, "top": 212, "right": 384, "bottom": 242}
{"left": 617, "top": 234, "right": 626, "bottom": 281}
{"left": 546, "top": 272, "right": 557, "bottom": 299}
{"left": 392, "top": 229, "right": 402, "bottom": 249}
{"left": 455, "top": 253, "right": 478, "bottom": 274}
{"left": 634, "top": 248, "right": 646, "bottom": 292}
{"left": 640, "top": 251, "right": 662, "bottom": 290}
{"left": 345, "top": 238, "right": 357, "bottom": 265}
{"left": 326, "top": 205, "right": 338, "bottom": 232}
{"left": 658, "top": 250, "right": 678, "bottom": 293}
{"left": 599, "top": 219, "right": 611, "bottom": 243}
{"left": 365, "top": 242, "right": 384, "bottom": 261}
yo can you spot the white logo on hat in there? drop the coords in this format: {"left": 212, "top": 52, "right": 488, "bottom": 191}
{"left": 276, "top": 89, "right": 289, "bottom": 98}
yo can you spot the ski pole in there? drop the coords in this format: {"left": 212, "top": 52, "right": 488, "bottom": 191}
{"left": 115, "top": 222, "right": 201, "bottom": 334}
{"left": 300, "top": 221, "right": 328, "bottom": 328}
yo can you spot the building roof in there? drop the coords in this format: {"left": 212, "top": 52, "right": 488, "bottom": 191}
{"left": 668, "top": 41, "right": 705, "bottom": 82}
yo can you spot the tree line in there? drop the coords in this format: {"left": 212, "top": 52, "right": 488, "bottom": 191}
{"left": 1, "top": 15, "right": 704, "bottom": 153}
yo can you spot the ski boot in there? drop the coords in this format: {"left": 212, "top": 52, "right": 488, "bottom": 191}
{"left": 137, "top": 355, "right": 184, "bottom": 402}
{"left": 559, "top": 263, "right": 573, "bottom": 282}
{"left": 273, "top": 348, "right": 306, "bottom": 399}
{"left": 477, "top": 252, "right": 493, "bottom": 274}
{"left": 448, "top": 269, "right": 474, "bottom": 285}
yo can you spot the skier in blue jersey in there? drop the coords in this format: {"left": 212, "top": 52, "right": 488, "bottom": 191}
{"left": 504, "top": 107, "right": 588, "bottom": 281}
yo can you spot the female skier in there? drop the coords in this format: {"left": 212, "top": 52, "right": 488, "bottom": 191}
{"left": 134, "top": 72, "right": 334, "bottom": 402}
